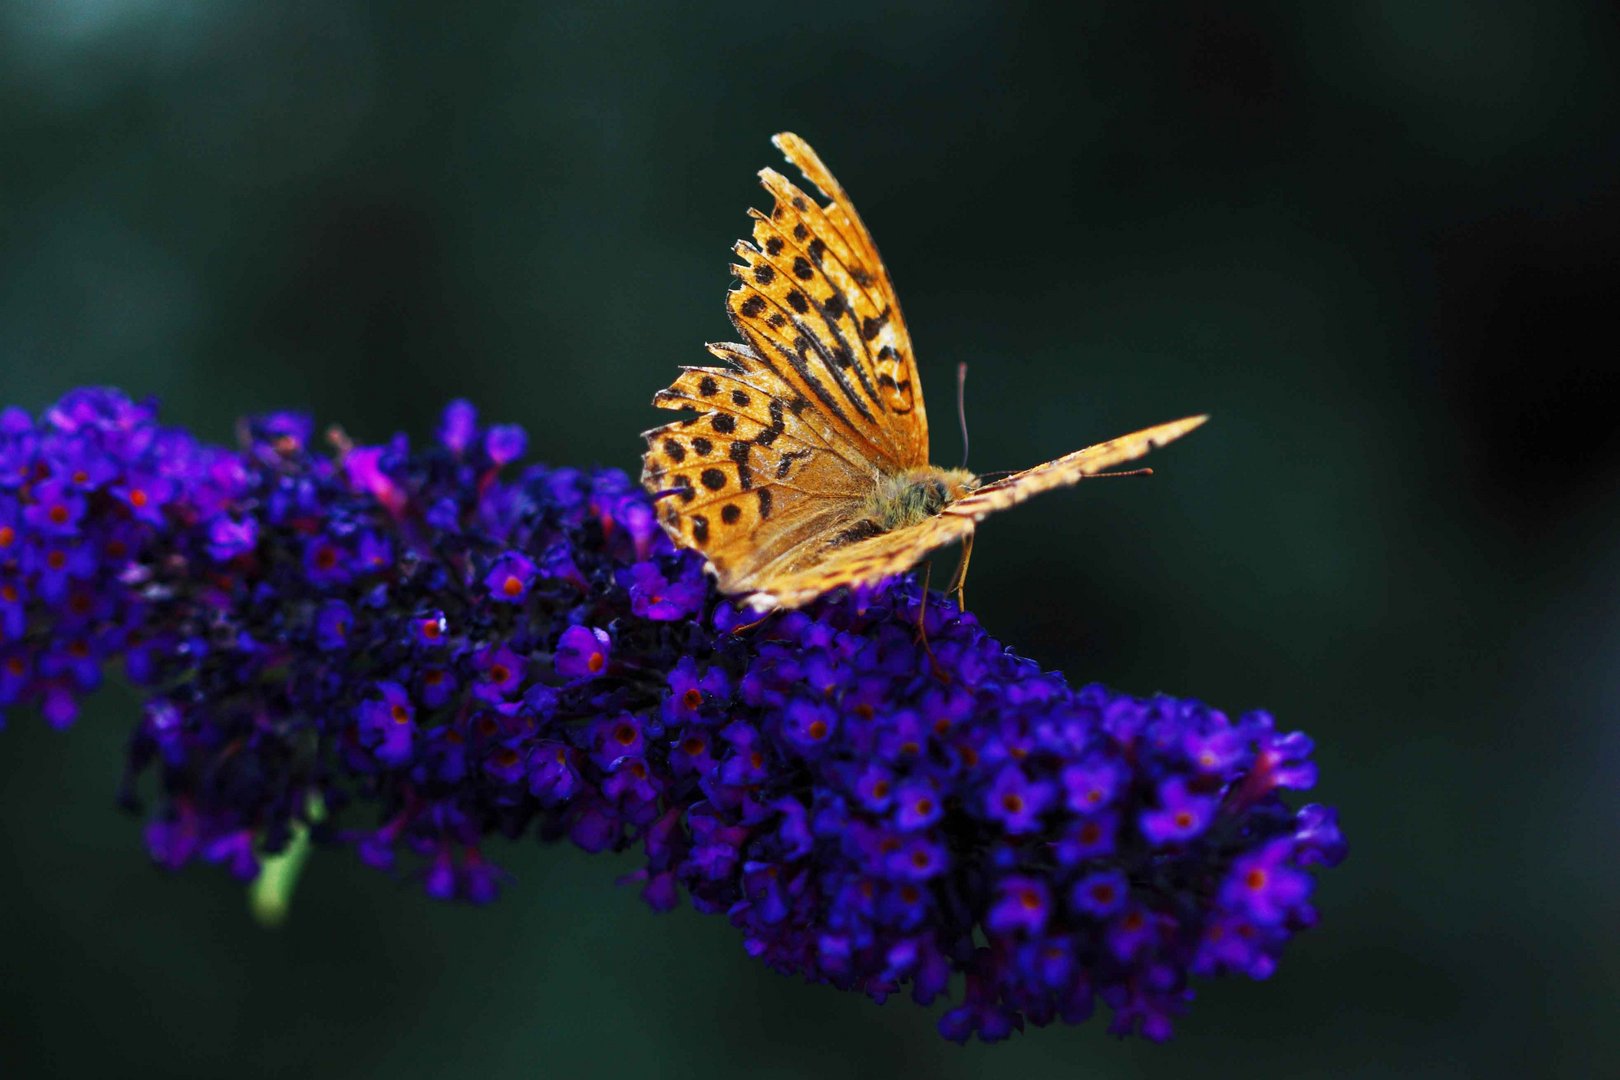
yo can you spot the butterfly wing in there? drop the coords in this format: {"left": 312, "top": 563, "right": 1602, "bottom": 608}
{"left": 738, "top": 510, "right": 978, "bottom": 611}
{"left": 644, "top": 133, "right": 932, "bottom": 592}
{"left": 641, "top": 343, "right": 878, "bottom": 591}
{"left": 945, "top": 415, "right": 1209, "bottom": 521}
{"left": 724, "top": 131, "right": 928, "bottom": 470}
{"left": 740, "top": 415, "right": 1208, "bottom": 610}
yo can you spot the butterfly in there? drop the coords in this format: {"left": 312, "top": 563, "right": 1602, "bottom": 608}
{"left": 640, "top": 132, "right": 1206, "bottom": 611}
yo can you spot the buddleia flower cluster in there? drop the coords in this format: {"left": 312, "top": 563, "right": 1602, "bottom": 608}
{"left": 0, "top": 387, "right": 1346, "bottom": 1043}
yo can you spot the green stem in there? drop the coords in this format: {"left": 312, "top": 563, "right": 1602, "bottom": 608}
{"left": 249, "top": 793, "right": 325, "bottom": 927}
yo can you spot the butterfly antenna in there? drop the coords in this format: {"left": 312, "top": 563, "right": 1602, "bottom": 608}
{"left": 1086, "top": 467, "right": 1156, "bottom": 479}
{"left": 956, "top": 361, "right": 971, "bottom": 470}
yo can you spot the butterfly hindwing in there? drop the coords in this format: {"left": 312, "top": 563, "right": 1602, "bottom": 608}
{"left": 642, "top": 345, "right": 874, "bottom": 587}
{"left": 739, "top": 511, "right": 977, "bottom": 611}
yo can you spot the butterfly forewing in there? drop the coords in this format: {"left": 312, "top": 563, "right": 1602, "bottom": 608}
{"left": 767, "top": 133, "right": 927, "bottom": 460}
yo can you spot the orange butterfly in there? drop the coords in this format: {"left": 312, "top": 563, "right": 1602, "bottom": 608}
{"left": 641, "top": 132, "right": 1205, "bottom": 611}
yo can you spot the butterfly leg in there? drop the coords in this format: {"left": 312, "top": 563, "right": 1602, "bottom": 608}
{"left": 728, "top": 606, "right": 776, "bottom": 635}
{"left": 913, "top": 562, "right": 951, "bottom": 683}
{"left": 947, "top": 531, "right": 975, "bottom": 611}
{"left": 915, "top": 560, "right": 932, "bottom": 638}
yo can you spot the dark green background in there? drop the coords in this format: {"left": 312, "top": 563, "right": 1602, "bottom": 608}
{"left": 3, "top": 3, "right": 1616, "bottom": 1077}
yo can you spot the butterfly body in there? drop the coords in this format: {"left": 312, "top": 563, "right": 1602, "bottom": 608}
{"left": 642, "top": 133, "right": 1206, "bottom": 611}
{"left": 866, "top": 466, "right": 978, "bottom": 532}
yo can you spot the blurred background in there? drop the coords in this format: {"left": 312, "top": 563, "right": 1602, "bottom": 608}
{"left": 2, "top": 2, "right": 1617, "bottom": 1077}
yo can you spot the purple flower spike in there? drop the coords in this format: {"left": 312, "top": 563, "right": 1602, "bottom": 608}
{"left": 0, "top": 387, "right": 1346, "bottom": 1046}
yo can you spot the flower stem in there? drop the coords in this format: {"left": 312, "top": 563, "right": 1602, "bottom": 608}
{"left": 249, "top": 794, "right": 325, "bottom": 927}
